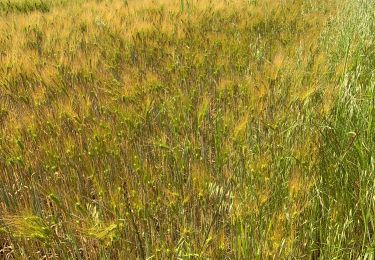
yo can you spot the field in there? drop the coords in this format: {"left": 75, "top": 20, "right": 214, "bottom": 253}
{"left": 0, "top": 0, "right": 374, "bottom": 258}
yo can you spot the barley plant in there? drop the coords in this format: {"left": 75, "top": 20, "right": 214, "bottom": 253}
{"left": 0, "top": 0, "right": 374, "bottom": 258}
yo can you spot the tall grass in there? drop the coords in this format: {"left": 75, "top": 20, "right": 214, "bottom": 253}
{"left": 0, "top": 0, "right": 373, "bottom": 258}
{"left": 315, "top": 0, "right": 375, "bottom": 257}
{"left": 0, "top": 0, "right": 75, "bottom": 14}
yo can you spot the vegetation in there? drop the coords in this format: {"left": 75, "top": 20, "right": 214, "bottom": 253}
{"left": 0, "top": 0, "right": 373, "bottom": 258}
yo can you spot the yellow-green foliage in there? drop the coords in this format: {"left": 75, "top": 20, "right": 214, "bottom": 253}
{"left": 0, "top": 0, "right": 374, "bottom": 258}
{"left": 2, "top": 214, "right": 52, "bottom": 243}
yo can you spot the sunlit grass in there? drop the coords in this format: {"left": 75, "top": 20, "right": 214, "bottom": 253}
{"left": 0, "top": 0, "right": 374, "bottom": 258}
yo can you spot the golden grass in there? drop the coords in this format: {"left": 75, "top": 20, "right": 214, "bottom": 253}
{"left": 2, "top": 0, "right": 373, "bottom": 258}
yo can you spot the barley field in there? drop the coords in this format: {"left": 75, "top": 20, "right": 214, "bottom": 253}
{"left": 0, "top": 0, "right": 374, "bottom": 258}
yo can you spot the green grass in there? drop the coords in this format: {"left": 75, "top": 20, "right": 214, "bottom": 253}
{"left": 316, "top": 0, "right": 375, "bottom": 257}
{"left": 0, "top": 0, "right": 50, "bottom": 13}
{"left": 0, "top": 0, "right": 374, "bottom": 258}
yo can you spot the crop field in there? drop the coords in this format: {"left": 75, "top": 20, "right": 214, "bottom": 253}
{"left": 0, "top": 0, "right": 374, "bottom": 258}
